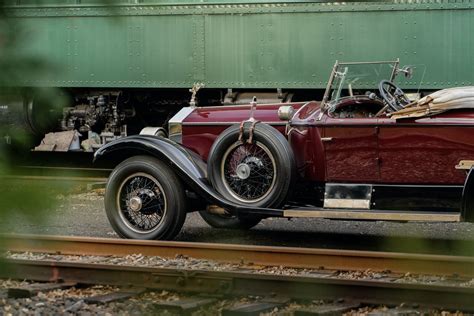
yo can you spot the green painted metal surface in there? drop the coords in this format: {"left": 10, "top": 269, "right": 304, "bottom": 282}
{"left": 7, "top": 1, "right": 474, "bottom": 89}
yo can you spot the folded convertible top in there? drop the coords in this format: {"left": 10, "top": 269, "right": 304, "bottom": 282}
{"left": 390, "top": 86, "right": 474, "bottom": 119}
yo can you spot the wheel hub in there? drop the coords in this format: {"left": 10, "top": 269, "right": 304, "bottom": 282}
{"left": 222, "top": 141, "right": 276, "bottom": 203}
{"left": 118, "top": 173, "right": 167, "bottom": 234}
{"left": 129, "top": 196, "right": 143, "bottom": 212}
{"left": 236, "top": 163, "right": 251, "bottom": 180}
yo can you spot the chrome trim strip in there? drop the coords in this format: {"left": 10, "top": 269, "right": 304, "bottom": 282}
{"left": 168, "top": 107, "right": 194, "bottom": 143}
{"left": 324, "top": 123, "right": 474, "bottom": 127}
{"left": 140, "top": 127, "right": 165, "bottom": 136}
{"left": 168, "top": 107, "right": 194, "bottom": 124}
{"left": 197, "top": 102, "right": 305, "bottom": 110}
{"left": 182, "top": 121, "right": 286, "bottom": 126}
{"left": 283, "top": 210, "right": 460, "bottom": 222}
{"left": 320, "top": 137, "right": 333, "bottom": 142}
{"left": 324, "top": 199, "right": 370, "bottom": 209}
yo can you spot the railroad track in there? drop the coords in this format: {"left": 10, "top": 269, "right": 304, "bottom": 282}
{"left": 2, "top": 165, "right": 110, "bottom": 183}
{"left": 3, "top": 234, "right": 474, "bottom": 277}
{"left": 1, "top": 234, "right": 474, "bottom": 312}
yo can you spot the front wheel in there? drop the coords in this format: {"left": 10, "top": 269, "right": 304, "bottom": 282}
{"left": 104, "top": 156, "right": 186, "bottom": 240}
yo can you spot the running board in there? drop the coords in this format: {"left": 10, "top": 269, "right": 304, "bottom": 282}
{"left": 283, "top": 209, "right": 461, "bottom": 222}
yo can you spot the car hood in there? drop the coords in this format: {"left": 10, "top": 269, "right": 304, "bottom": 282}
{"left": 184, "top": 102, "right": 319, "bottom": 124}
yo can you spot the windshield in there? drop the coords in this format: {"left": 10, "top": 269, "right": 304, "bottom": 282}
{"left": 322, "top": 60, "right": 399, "bottom": 110}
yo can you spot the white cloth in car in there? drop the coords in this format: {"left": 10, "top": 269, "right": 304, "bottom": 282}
{"left": 390, "top": 86, "right": 474, "bottom": 119}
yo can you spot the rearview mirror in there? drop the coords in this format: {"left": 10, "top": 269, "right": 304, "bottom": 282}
{"left": 398, "top": 66, "right": 413, "bottom": 79}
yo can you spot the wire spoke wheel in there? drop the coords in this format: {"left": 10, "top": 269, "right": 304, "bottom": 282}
{"left": 208, "top": 123, "right": 294, "bottom": 210}
{"left": 105, "top": 156, "right": 186, "bottom": 240}
{"left": 117, "top": 172, "right": 167, "bottom": 234}
{"left": 221, "top": 141, "right": 277, "bottom": 203}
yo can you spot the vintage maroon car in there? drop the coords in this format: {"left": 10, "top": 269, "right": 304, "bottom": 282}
{"left": 95, "top": 60, "right": 474, "bottom": 240}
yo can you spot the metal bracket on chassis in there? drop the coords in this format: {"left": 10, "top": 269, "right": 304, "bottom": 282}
{"left": 461, "top": 168, "right": 474, "bottom": 222}
{"left": 238, "top": 120, "right": 261, "bottom": 144}
{"left": 237, "top": 96, "right": 261, "bottom": 144}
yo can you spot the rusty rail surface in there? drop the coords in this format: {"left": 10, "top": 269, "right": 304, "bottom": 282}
{"left": 2, "top": 234, "right": 474, "bottom": 277}
{"left": 4, "top": 165, "right": 110, "bottom": 182}
{"left": 1, "top": 175, "right": 107, "bottom": 182}
{"left": 1, "top": 258, "right": 474, "bottom": 311}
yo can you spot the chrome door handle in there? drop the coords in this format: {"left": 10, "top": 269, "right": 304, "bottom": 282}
{"left": 321, "top": 137, "right": 333, "bottom": 142}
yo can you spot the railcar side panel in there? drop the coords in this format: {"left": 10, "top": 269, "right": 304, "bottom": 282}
{"left": 6, "top": 0, "right": 474, "bottom": 90}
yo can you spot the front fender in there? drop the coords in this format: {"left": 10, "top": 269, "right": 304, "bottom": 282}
{"left": 461, "top": 168, "right": 474, "bottom": 222}
{"left": 94, "top": 135, "right": 245, "bottom": 213}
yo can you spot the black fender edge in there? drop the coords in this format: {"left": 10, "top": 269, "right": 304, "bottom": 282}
{"left": 461, "top": 168, "right": 474, "bottom": 222}
{"left": 93, "top": 135, "right": 282, "bottom": 217}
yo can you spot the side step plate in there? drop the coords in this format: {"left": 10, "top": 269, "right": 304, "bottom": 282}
{"left": 283, "top": 209, "right": 460, "bottom": 222}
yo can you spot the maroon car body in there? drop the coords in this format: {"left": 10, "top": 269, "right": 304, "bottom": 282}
{"left": 95, "top": 60, "right": 474, "bottom": 240}
{"left": 182, "top": 102, "right": 474, "bottom": 185}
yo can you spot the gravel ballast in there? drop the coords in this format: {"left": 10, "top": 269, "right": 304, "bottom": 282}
{"left": 0, "top": 279, "right": 468, "bottom": 316}
{"left": 5, "top": 251, "right": 474, "bottom": 288}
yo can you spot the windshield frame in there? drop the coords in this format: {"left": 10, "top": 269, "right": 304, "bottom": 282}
{"left": 320, "top": 59, "right": 400, "bottom": 114}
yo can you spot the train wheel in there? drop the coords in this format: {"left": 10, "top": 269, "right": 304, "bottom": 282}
{"left": 105, "top": 156, "right": 186, "bottom": 240}
{"left": 207, "top": 123, "right": 295, "bottom": 209}
{"left": 198, "top": 211, "right": 261, "bottom": 229}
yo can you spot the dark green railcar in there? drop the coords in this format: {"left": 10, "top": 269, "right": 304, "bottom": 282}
{"left": 1, "top": 0, "right": 473, "bottom": 152}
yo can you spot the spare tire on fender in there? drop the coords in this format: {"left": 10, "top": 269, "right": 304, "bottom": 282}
{"left": 207, "top": 122, "right": 295, "bottom": 208}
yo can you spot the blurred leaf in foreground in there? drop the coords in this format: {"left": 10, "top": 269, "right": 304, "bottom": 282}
{"left": 0, "top": 1, "right": 115, "bottom": 233}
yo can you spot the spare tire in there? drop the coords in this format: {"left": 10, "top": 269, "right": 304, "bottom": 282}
{"left": 207, "top": 123, "right": 295, "bottom": 208}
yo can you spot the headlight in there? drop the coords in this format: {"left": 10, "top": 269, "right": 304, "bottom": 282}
{"left": 278, "top": 105, "right": 295, "bottom": 121}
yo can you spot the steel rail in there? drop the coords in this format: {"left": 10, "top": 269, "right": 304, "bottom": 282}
{"left": 1, "top": 175, "right": 107, "bottom": 182}
{"left": 1, "top": 258, "right": 474, "bottom": 311}
{"left": 2, "top": 234, "right": 474, "bottom": 277}
{"left": 5, "top": 165, "right": 111, "bottom": 182}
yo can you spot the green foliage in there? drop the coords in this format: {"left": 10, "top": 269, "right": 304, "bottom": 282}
{"left": 0, "top": 1, "right": 112, "bottom": 233}
{"left": 0, "top": 7, "right": 51, "bottom": 87}
{"left": 0, "top": 180, "right": 57, "bottom": 222}
{"left": 0, "top": 5, "right": 52, "bottom": 224}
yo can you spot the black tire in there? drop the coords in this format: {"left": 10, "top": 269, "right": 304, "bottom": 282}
{"left": 207, "top": 123, "right": 295, "bottom": 208}
{"left": 105, "top": 155, "right": 186, "bottom": 240}
{"left": 198, "top": 210, "right": 261, "bottom": 229}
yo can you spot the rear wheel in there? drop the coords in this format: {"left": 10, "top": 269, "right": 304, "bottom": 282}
{"left": 105, "top": 156, "right": 186, "bottom": 240}
{"left": 198, "top": 211, "right": 261, "bottom": 229}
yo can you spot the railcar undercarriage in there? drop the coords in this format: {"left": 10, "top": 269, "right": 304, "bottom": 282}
{"left": 0, "top": 87, "right": 312, "bottom": 154}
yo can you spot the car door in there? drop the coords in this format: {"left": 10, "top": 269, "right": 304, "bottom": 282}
{"left": 378, "top": 116, "right": 474, "bottom": 185}
{"left": 323, "top": 115, "right": 380, "bottom": 183}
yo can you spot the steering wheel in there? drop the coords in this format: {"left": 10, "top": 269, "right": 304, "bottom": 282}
{"left": 378, "top": 80, "right": 410, "bottom": 111}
